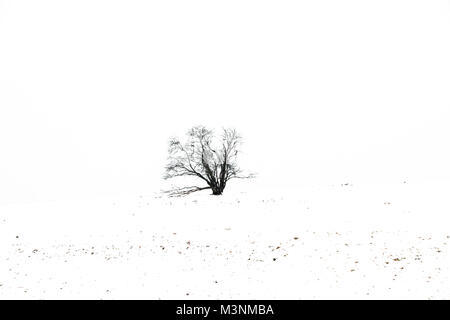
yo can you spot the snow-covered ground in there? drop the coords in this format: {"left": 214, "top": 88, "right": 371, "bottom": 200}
{"left": 1, "top": 180, "right": 449, "bottom": 299}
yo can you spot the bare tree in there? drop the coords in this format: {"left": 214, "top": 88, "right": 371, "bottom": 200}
{"left": 164, "top": 126, "right": 253, "bottom": 196}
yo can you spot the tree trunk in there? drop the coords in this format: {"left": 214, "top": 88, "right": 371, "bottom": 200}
{"left": 211, "top": 185, "right": 224, "bottom": 195}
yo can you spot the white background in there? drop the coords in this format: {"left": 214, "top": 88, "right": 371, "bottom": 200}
{"left": 1, "top": 1, "right": 450, "bottom": 300}
{"left": 1, "top": 0, "right": 449, "bottom": 203}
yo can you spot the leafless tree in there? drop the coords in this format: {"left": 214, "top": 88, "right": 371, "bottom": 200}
{"left": 164, "top": 126, "right": 253, "bottom": 196}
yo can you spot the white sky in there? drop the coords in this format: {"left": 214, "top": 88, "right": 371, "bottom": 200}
{"left": 1, "top": 0, "right": 449, "bottom": 204}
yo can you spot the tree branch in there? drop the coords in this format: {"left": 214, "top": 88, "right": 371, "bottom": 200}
{"left": 162, "top": 186, "right": 211, "bottom": 197}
